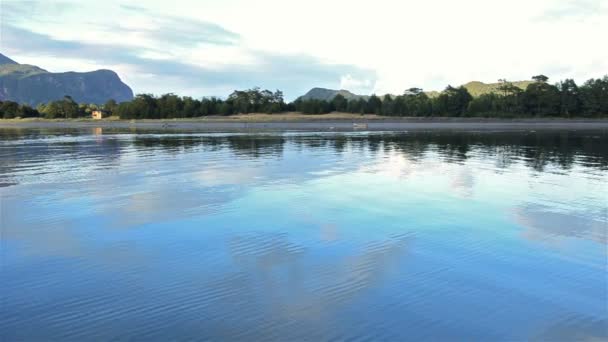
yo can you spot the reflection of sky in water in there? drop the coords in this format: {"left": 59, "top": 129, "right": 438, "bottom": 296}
{"left": 0, "top": 130, "right": 607, "bottom": 340}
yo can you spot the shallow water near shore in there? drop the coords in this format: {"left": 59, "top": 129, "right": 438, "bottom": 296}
{"left": 1, "top": 128, "right": 607, "bottom": 340}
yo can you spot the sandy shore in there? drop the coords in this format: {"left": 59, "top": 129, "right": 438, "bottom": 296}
{"left": 1, "top": 114, "right": 608, "bottom": 132}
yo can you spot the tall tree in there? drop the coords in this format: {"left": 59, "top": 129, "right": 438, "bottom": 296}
{"left": 0, "top": 101, "right": 19, "bottom": 119}
{"left": 436, "top": 86, "right": 473, "bottom": 116}
{"left": 557, "top": 79, "right": 581, "bottom": 116}
{"left": 61, "top": 96, "right": 80, "bottom": 119}
{"left": 523, "top": 80, "right": 560, "bottom": 116}
{"left": 332, "top": 94, "right": 348, "bottom": 112}
{"left": 532, "top": 75, "right": 549, "bottom": 83}
{"left": 104, "top": 99, "right": 118, "bottom": 114}
{"left": 579, "top": 76, "right": 608, "bottom": 115}
{"left": 367, "top": 94, "right": 382, "bottom": 114}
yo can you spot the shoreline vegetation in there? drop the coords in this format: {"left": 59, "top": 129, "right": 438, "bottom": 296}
{"left": 1, "top": 75, "right": 607, "bottom": 122}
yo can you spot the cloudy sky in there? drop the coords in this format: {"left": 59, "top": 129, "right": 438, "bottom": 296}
{"left": 1, "top": 0, "right": 606, "bottom": 99}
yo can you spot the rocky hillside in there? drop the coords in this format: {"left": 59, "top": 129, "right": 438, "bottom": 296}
{"left": 0, "top": 53, "right": 133, "bottom": 106}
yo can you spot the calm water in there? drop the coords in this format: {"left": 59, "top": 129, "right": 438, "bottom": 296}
{"left": 1, "top": 128, "right": 607, "bottom": 341}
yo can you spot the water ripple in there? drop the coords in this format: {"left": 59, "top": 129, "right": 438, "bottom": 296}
{"left": 1, "top": 129, "right": 607, "bottom": 340}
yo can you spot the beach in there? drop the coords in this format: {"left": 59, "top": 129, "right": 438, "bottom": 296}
{"left": 1, "top": 114, "right": 607, "bottom": 131}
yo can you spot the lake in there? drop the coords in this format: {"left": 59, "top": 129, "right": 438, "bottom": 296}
{"left": 1, "top": 128, "right": 606, "bottom": 340}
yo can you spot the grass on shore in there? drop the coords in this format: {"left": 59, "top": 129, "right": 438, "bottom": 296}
{"left": 2, "top": 112, "right": 606, "bottom": 123}
{"left": 2, "top": 113, "right": 389, "bottom": 123}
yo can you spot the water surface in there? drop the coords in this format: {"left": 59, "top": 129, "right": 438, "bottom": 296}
{"left": 1, "top": 129, "right": 607, "bottom": 340}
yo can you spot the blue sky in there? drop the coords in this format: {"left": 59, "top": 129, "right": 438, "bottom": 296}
{"left": 1, "top": 0, "right": 606, "bottom": 100}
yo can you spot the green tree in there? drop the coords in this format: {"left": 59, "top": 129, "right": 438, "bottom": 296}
{"left": 0, "top": 101, "right": 19, "bottom": 119}
{"left": 467, "top": 94, "right": 499, "bottom": 116}
{"left": 104, "top": 99, "right": 118, "bottom": 115}
{"left": 61, "top": 96, "right": 80, "bottom": 118}
{"left": 523, "top": 79, "right": 560, "bottom": 116}
{"left": 381, "top": 95, "right": 394, "bottom": 116}
{"left": 182, "top": 97, "right": 200, "bottom": 117}
{"left": 157, "top": 93, "right": 183, "bottom": 118}
{"left": 43, "top": 101, "right": 63, "bottom": 119}
{"left": 436, "top": 86, "right": 473, "bottom": 116}
{"left": 403, "top": 90, "right": 432, "bottom": 116}
{"left": 367, "top": 94, "right": 382, "bottom": 114}
{"left": 332, "top": 94, "right": 348, "bottom": 112}
{"left": 532, "top": 75, "right": 549, "bottom": 83}
{"left": 579, "top": 76, "right": 608, "bottom": 115}
{"left": 557, "top": 79, "right": 581, "bottom": 116}
{"left": 20, "top": 104, "right": 40, "bottom": 118}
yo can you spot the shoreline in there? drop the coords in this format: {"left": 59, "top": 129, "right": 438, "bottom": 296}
{"left": 1, "top": 115, "right": 608, "bottom": 132}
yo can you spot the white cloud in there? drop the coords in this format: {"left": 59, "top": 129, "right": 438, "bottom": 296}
{"left": 339, "top": 74, "right": 375, "bottom": 94}
{"left": 183, "top": 44, "right": 259, "bottom": 69}
{"left": 2, "top": 0, "right": 607, "bottom": 97}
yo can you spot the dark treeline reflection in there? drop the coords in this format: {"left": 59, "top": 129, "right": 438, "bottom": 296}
{"left": 132, "top": 135, "right": 287, "bottom": 158}
{"left": 131, "top": 131, "right": 608, "bottom": 171}
{"left": 1, "top": 130, "right": 606, "bottom": 186}
{"left": 0, "top": 129, "right": 124, "bottom": 186}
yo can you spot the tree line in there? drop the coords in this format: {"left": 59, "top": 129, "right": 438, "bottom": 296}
{"left": 1, "top": 75, "right": 606, "bottom": 119}
{"left": 294, "top": 75, "right": 608, "bottom": 117}
{"left": 0, "top": 95, "right": 117, "bottom": 119}
{"left": 113, "top": 88, "right": 287, "bottom": 119}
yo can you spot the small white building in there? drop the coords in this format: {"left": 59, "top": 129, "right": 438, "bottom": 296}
{"left": 91, "top": 110, "right": 105, "bottom": 120}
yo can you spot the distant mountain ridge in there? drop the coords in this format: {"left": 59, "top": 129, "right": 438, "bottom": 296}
{"left": 298, "top": 88, "right": 370, "bottom": 101}
{"left": 0, "top": 54, "right": 18, "bottom": 65}
{"left": 299, "top": 80, "right": 533, "bottom": 101}
{"left": 0, "top": 53, "right": 134, "bottom": 106}
{"left": 462, "top": 80, "right": 533, "bottom": 97}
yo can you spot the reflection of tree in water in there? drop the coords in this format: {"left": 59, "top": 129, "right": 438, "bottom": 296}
{"left": 225, "top": 135, "right": 284, "bottom": 158}
{"left": 292, "top": 136, "right": 328, "bottom": 150}
{"left": 382, "top": 131, "right": 607, "bottom": 171}
{"left": 132, "top": 135, "right": 286, "bottom": 158}
{"left": 366, "top": 134, "right": 384, "bottom": 155}
{"left": 2, "top": 130, "right": 607, "bottom": 187}
{"left": 329, "top": 135, "right": 348, "bottom": 154}
{"left": 313, "top": 131, "right": 606, "bottom": 171}
{"left": 132, "top": 135, "right": 225, "bottom": 153}
{"left": 0, "top": 128, "right": 122, "bottom": 186}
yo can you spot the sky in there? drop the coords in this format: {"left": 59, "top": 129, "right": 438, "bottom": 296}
{"left": 1, "top": 0, "right": 607, "bottom": 100}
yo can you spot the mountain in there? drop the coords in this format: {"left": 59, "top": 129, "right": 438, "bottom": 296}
{"left": 298, "top": 87, "right": 428, "bottom": 101}
{"left": 462, "top": 80, "right": 533, "bottom": 97}
{"left": 300, "top": 80, "right": 533, "bottom": 102}
{"left": 298, "top": 88, "right": 369, "bottom": 101}
{"left": 0, "top": 54, "right": 18, "bottom": 65}
{"left": 0, "top": 53, "right": 134, "bottom": 106}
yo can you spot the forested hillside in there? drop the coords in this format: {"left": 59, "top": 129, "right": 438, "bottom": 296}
{"left": 1, "top": 75, "right": 606, "bottom": 119}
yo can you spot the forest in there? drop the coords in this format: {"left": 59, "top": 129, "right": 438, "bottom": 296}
{"left": 293, "top": 75, "right": 608, "bottom": 117}
{"left": 1, "top": 75, "right": 606, "bottom": 119}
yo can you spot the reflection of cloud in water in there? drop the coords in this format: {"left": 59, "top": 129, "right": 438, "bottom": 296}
{"left": 362, "top": 151, "right": 476, "bottom": 198}
{"left": 360, "top": 152, "right": 441, "bottom": 180}
{"left": 291, "top": 209, "right": 341, "bottom": 243}
{"left": 450, "top": 167, "right": 475, "bottom": 198}
{"left": 196, "top": 167, "right": 263, "bottom": 187}
{"left": 319, "top": 223, "right": 339, "bottom": 242}
{"left": 108, "top": 187, "right": 237, "bottom": 228}
{"left": 3, "top": 218, "right": 83, "bottom": 258}
{"left": 217, "top": 232, "right": 412, "bottom": 324}
{"left": 531, "top": 316, "right": 607, "bottom": 342}
{"left": 3, "top": 209, "right": 145, "bottom": 267}
{"left": 513, "top": 205, "right": 607, "bottom": 245}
